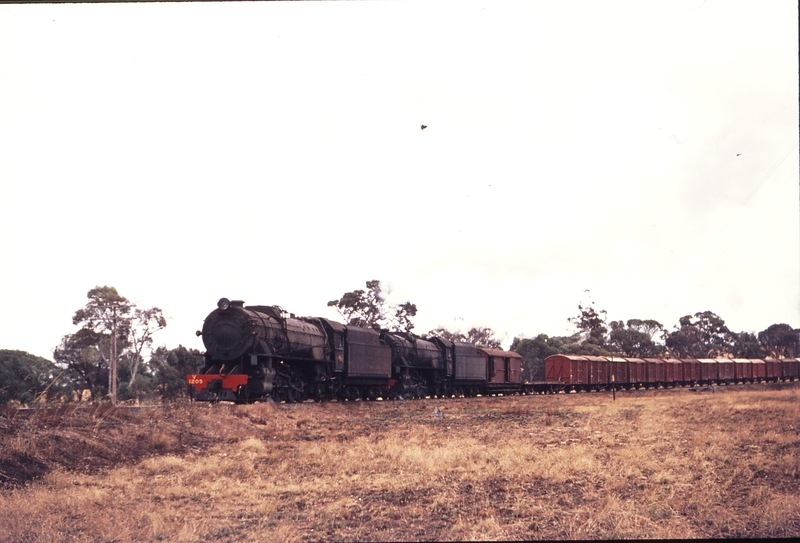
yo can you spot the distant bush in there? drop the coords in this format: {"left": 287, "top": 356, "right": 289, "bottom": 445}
{"left": 0, "top": 350, "right": 64, "bottom": 405}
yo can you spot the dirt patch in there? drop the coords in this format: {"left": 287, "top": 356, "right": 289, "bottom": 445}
{"left": 0, "top": 452, "right": 48, "bottom": 486}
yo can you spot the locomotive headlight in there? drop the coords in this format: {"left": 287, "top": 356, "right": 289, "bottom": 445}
{"left": 218, "top": 298, "right": 231, "bottom": 311}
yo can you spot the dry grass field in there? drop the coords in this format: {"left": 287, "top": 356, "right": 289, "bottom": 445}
{"left": 2, "top": 383, "right": 799, "bottom": 542}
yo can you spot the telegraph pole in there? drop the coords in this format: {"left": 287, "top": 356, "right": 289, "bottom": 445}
{"left": 111, "top": 304, "right": 118, "bottom": 406}
{"left": 97, "top": 300, "right": 123, "bottom": 406}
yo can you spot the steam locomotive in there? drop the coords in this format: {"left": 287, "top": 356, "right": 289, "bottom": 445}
{"left": 186, "top": 298, "right": 552, "bottom": 403}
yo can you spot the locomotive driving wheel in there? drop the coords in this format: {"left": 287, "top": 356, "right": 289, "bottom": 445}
{"left": 270, "top": 363, "right": 310, "bottom": 403}
{"left": 311, "top": 383, "right": 325, "bottom": 402}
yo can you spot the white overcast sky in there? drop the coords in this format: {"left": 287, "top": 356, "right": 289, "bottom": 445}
{"left": 0, "top": 0, "right": 798, "bottom": 361}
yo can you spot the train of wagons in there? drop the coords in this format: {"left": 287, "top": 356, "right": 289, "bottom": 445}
{"left": 186, "top": 299, "right": 800, "bottom": 403}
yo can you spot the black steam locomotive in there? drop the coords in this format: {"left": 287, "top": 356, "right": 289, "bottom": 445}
{"left": 186, "top": 298, "right": 540, "bottom": 403}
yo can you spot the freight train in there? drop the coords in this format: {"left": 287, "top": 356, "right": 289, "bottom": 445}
{"left": 186, "top": 299, "right": 799, "bottom": 403}
{"left": 544, "top": 354, "right": 800, "bottom": 391}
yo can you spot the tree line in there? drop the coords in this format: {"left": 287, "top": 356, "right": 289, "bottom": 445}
{"left": 1, "top": 286, "right": 200, "bottom": 405}
{"left": 2, "top": 282, "right": 798, "bottom": 404}
{"left": 512, "top": 299, "right": 800, "bottom": 381}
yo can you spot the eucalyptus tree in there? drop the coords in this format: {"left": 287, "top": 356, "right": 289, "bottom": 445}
{"left": 328, "top": 280, "right": 417, "bottom": 332}
{"left": 54, "top": 286, "right": 165, "bottom": 404}
{"left": 608, "top": 319, "right": 664, "bottom": 357}
{"left": 665, "top": 311, "right": 734, "bottom": 358}
{"left": 511, "top": 334, "right": 566, "bottom": 381}
{"left": 757, "top": 323, "right": 800, "bottom": 358}
{"left": 568, "top": 302, "right": 609, "bottom": 347}
{"left": 148, "top": 345, "right": 202, "bottom": 400}
{"left": 427, "top": 326, "right": 502, "bottom": 349}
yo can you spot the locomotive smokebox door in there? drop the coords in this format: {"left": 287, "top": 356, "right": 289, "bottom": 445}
{"left": 202, "top": 307, "right": 255, "bottom": 361}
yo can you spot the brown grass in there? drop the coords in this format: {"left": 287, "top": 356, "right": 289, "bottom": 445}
{"left": 2, "top": 383, "right": 800, "bottom": 541}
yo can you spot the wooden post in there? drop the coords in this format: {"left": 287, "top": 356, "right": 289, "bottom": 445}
{"left": 612, "top": 373, "right": 615, "bottom": 402}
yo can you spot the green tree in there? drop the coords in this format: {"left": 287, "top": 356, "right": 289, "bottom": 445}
{"left": 149, "top": 345, "right": 203, "bottom": 400}
{"left": 328, "top": 280, "right": 417, "bottom": 332}
{"left": 757, "top": 323, "right": 799, "bottom": 358}
{"left": 510, "top": 329, "right": 619, "bottom": 381}
{"left": 607, "top": 319, "right": 664, "bottom": 357}
{"left": 0, "top": 350, "right": 63, "bottom": 405}
{"left": 71, "top": 286, "right": 131, "bottom": 402}
{"left": 72, "top": 286, "right": 132, "bottom": 334}
{"left": 54, "top": 286, "right": 166, "bottom": 404}
{"left": 465, "top": 327, "right": 502, "bottom": 349}
{"left": 558, "top": 333, "right": 611, "bottom": 356}
{"left": 626, "top": 319, "right": 665, "bottom": 343}
{"left": 428, "top": 326, "right": 502, "bottom": 349}
{"left": 427, "top": 327, "right": 467, "bottom": 343}
{"left": 664, "top": 323, "right": 703, "bottom": 358}
{"left": 125, "top": 306, "right": 167, "bottom": 387}
{"left": 665, "top": 311, "right": 734, "bottom": 358}
{"left": 511, "top": 334, "right": 565, "bottom": 381}
{"left": 328, "top": 280, "right": 385, "bottom": 329}
{"left": 731, "top": 331, "right": 766, "bottom": 358}
{"left": 568, "top": 301, "right": 608, "bottom": 347}
{"left": 117, "top": 368, "right": 158, "bottom": 403}
{"left": 53, "top": 328, "right": 108, "bottom": 400}
{"left": 391, "top": 302, "right": 418, "bottom": 333}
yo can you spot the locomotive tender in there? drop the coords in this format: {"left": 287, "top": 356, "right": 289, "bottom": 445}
{"left": 186, "top": 298, "right": 532, "bottom": 403}
{"left": 186, "top": 299, "right": 800, "bottom": 403}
